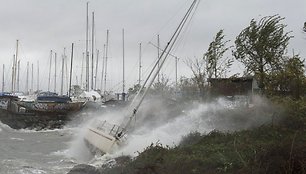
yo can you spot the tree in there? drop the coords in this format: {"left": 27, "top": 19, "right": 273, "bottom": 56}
{"left": 268, "top": 55, "right": 305, "bottom": 99}
{"left": 151, "top": 74, "right": 172, "bottom": 95}
{"left": 177, "top": 76, "right": 198, "bottom": 100}
{"left": 284, "top": 56, "right": 305, "bottom": 99}
{"left": 233, "top": 15, "right": 292, "bottom": 92}
{"left": 303, "top": 22, "right": 306, "bottom": 32}
{"left": 204, "top": 29, "right": 233, "bottom": 79}
{"left": 186, "top": 57, "right": 206, "bottom": 98}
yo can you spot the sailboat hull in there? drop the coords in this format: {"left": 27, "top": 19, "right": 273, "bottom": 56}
{"left": 84, "top": 127, "right": 118, "bottom": 154}
{"left": 16, "top": 101, "right": 85, "bottom": 114}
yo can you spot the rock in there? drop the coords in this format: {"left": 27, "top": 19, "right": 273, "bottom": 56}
{"left": 67, "top": 164, "right": 100, "bottom": 174}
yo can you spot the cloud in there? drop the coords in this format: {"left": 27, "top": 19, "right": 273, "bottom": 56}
{"left": 0, "top": 0, "right": 305, "bottom": 92}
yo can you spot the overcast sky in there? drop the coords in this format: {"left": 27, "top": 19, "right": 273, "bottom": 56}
{"left": 0, "top": 0, "right": 305, "bottom": 94}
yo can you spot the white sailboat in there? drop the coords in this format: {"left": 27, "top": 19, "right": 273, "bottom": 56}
{"left": 84, "top": 0, "right": 199, "bottom": 154}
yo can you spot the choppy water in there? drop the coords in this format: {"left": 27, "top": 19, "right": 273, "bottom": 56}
{"left": 0, "top": 122, "right": 77, "bottom": 174}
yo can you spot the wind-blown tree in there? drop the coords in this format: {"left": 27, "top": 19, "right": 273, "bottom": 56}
{"left": 233, "top": 15, "right": 292, "bottom": 92}
{"left": 283, "top": 56, "right": 305, "bottom": 99}
{"left": 268, "top": 55, "right": 305, "bottom": 99}
{"left": 204, "top": 29, "right": 233, "bottom": 79}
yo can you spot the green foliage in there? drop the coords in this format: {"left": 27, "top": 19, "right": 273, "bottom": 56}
{"left": 186, "top": 29, "right": 232, "bottom": 99}
{"left": 179, "top": 131, "right": 202, "bottom": 147}
{"left": 267, "top": 55, "right": 306, "bottom": 99}
{"left": 204, "top": 29, "right": 233, "bottom": 79}
{"left": 272, "top": 97, "right": 306, "bottom": 129}
{"left": 233, "top": 15, "right": 292, "bottom": 91}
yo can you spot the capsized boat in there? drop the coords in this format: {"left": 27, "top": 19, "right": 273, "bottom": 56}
{"left": 83, "top": 0, "right": 199, "bottom": 154}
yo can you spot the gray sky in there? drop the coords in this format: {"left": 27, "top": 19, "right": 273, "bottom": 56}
{"left": 0, "top": 0, "right": 305, "bottom": 93}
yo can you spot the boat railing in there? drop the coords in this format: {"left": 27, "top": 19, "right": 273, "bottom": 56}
{"left": 93, "top": 120, "right": 127, "bottom": 141}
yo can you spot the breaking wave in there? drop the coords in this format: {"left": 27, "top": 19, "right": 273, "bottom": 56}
{"left": 68, "top": 95, "right": 276, "bottom": 164}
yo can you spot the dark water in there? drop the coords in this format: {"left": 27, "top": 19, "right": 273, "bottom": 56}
{"left": 0, "top": 122, "right": 77, "bottom": 174}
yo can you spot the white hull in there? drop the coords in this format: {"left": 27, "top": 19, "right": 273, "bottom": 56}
{"left": 84, "top": 127, "right": 118, "bottom": 154}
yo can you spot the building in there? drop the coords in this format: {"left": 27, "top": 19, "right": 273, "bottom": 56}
{"left": 207, "top": 77, "right": 259, "bottom": 96}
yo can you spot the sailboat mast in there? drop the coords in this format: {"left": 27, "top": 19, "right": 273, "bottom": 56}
{"left": 175, "top": 56, "right": 178, "bottom": 90}
{"left": 138, "top": 43, "right": 142, "bottom": 85}
{"left": 54, "top": 52, "right": 57, "bottom": 93}
{"left": 31, "top": 63, "right": 34, "bottom": 93}
{"left": 91, "top": 11, "right": 95, "bottom": 90}
{"left": 11, "top": 55, "right": 15, "bottom": 92}
{"left": 13, "top": 40, "right": 19, "bottom": 93}
{"left": 61, "top": 54, "right": 65, "bottom": 95}
{"left": 69, "top": 43, "right": 74, "bottom": 97}
{"left": 122, "top": 29, "right": 125, "bottom": 94}
{"left": 64, "top": 50, "right": 68, "bottom": 94}
{"left": 81, "top": 52, "right": 84, "bottom": 89}
{"left": 95, "top": 49, "right": 99, "bottom": 90}
{"left": 37, "top": 61, "right": 39, "bottom": 91}
{"left": 17, "top": 60, "right": 20, "bottom": 92}
{"left": 122, "top": 0, "right": 199, "bottom": 133}
{"left": 48, "top": 50, "right": 52, "bottom": 91}
{"left": 85, "top": 2, "right": 89, "bottom": 91}
{"left": 26, "top": 61, "right": 29, "bottom": 93}
{"left": 100, "top": 44, "right": 105, "bottom": 91}
{"left": 157, "top": 35, "right": 160, "bottom": 83}
{"left": 104, "top": 30, "right": 109, "bottom": 95}
{"left": 2, "top": 64, "right": 4, "bottom": 92}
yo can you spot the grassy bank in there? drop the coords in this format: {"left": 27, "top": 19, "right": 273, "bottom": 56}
{"left": 100, "top": 97, "right": 306, "bottom": 174}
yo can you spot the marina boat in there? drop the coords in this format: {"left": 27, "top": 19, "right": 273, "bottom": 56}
{"left": 16, "top": 91, "right": 86, "bottom": 114}
{"left": 83, "top": 0, "right": 199, "bottom": 154}
{"left": 0, "top": 92, "right": 86, "bottom": 130}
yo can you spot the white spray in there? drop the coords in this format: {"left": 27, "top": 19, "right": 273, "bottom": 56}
{"left": 67, "top": 95, "right": 276, "bottom": 163}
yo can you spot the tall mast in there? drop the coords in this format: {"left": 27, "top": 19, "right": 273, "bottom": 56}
{"left": 64, "top": 49, "right": 68, "bottom": 94}
{"left": 31, "top": 63, "right": 34, "bottom": 93}
{"left": 54, "top": 52, "right": 57, "bottom": 93}
{"left": 157, "top": 35, "right": 160, "bottom": 83}
{"left": 37, "top": 61, "right": 39, "bottom": 91}
{"left": 17, "top": 60, "right": 20, "bottom": 92}
{"left": 95, "top": 49, "right": 99, "bottom": 90}
{"left": 26, "top": 61, "right": 29, "bottom": 93}
{"left": 100, "top": 44, "right": 106, "bottom": 91}
{"left": 61, "top": 53, "right": 65, "bottom": 95}
{"left": 11, "top": 55, "right": 15, "bottom": 92}
{"left": 48, "top": 50, "right": 52, "bottom": 91}
{"left": 122, "top": 28, "right": 125, "bottom": 94}
{"left": 2, "top": 64, "right": 4, "bottom": 92}
{"left": 138, "top": 43, "right": 142, "bottom": 85}
{"left": 91, "top": 11, "right": 95, "bottom": 90}
{"left": 121, "top": 0, "right": 199, "bottom": 133}
{"left": 85, "top": 2, "right": 89, "bottom": 91}
{"left": 69, "top": 43, "right": 74, "bottom": 97}
{"left": 13, "top": 40, "right": 19, "bottom": 93}
{"left": 175, "top": 56, "right": 178, "bottom": 90}
{"left": 81, "top": 52, "right": 84, "bottom": 89}
{"left": 104, "top": 30, "right": 109, "bottom": 95}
